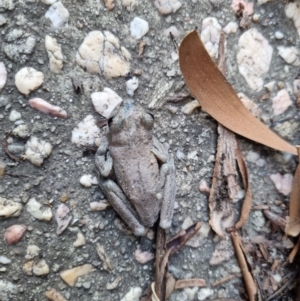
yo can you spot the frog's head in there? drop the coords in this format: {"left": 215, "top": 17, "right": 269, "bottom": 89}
{"left": 108, "top": 99, "right": 154, "bottom": 134}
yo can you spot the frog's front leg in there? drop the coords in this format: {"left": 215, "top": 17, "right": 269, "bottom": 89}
{"left": 95, "top": 140, "right": 146, "bottom": 236}
{"left": 95, "top": 137, "right": 113, "bottom": 178}
{"left": 153, "top": 137, "right": 176, "bottom": 229}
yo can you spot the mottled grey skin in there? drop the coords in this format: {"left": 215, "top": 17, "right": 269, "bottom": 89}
{"left": 95, "top": 99, "right": 176, "bottom": 236}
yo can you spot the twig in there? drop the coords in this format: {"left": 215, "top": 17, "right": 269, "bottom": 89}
{"left": 212, "top": 275, "right": 235, "bottom": 287}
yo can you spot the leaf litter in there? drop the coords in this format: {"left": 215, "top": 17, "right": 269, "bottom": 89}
{"left": 177, "top": 30, "right": 300, "bottom": 301}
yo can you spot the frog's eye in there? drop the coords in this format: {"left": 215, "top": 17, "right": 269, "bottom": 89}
{"left": 142, "top": 113, "right": 154, "bottom": 129}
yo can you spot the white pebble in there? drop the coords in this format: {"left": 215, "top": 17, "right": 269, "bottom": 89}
{"left": 45, "top": 2, "right": 69, "bottom": 28}
{"left": 121, "top": 287, "right": 142, "bottom": 301}
{"left": 286, "top": 2, "right": 300, "bottom": 37}
{"left": 272, "top": 89, "right": 292, "bottom": 116}
{"left": 272, "top": 274, "right": 282, "bottom": 283}
{"left": 45, "top": 35, "right": 63, "bottom": 73}
{"left": 15, "top": 67, "right": 44, "bottom": 96}
{"left": 91, "top": 88, "right": 123, "bottom": 119}
{"left": 26, "top": 198, "right": 53, "bottom": 221}
{"left": 0, "top": 62, "right": 7, "bottom": 91}
{"left": 121, "top": 0, "right": 137, "bottom": 11}
{"left": 223, "top": 21, "right": 238, "bottom": 34}
{"left": 12, "top": 124, "right": 30, "bottom": 139}
{"left": 197, "top": 288, "right": 213, "bottom": 300}
{"left": 80, "top": 174, "right": 98, "bottom": 187}
{"left": 126, "top": 77, "right": 139, "bottom": 96}
{"left": 0, "top": 197, "right": 22, "bottom": 218}
{"left": 237, "top": 28, "right": 273, "bottom": 91}
{"left": 73, "top": 232, "right": 85, "bottom": 247}
{"left": 90, "top": 200, "right": 110, "bottom": 211}
{"left": 25, "top": 136, "right": 52, "bottom": 167}
{"left": 0, "top": 15, "right": 7, "bottom": 26}
{"left": 278, "top": 46, "right": 300, "bottom": 66}
{"left": 71, "top": 115, "right": 101, "bottom": 147}
{"left": 201, "top": 17, "right": 222, "bottom": 59}
{"left": 154, "top": 0, "right": 182, "bottom": 14}
{"left": 0, "top": 256, "right": 11, "bottom": 264}
{"left": 130, "top": 17, "right": 149, "bottom": 39}
{"left": 181, "top": 100, "right": 200, "bottom": 115}
{"left": 76, "top": 31, "right": 131, "bottom": 78}
{"left": 9, "top": 110, "right": 21, "bottom": 122}
{"left": 275, "top": 31, "right": 284, "bottom": 39}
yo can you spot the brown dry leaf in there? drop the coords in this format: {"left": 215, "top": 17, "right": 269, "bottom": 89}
{"left": 175, "top": 278, "right": 206, "bottom": 289}
{"left": 165, "top": 273, "right": 176, "bottom": 299}
{"left": 179, "top": 30, "right": 296, "bottom": 155}
{"left": 96, "top": 243, "right": 114, "bottom": 273}
{"left": 166, "top": 222, "right": 201, "bottom": 255}
{"left": 287, "top": 147, "right": 300, "bottom": 236}
{"left": 235, "top": 145, "right": 252, "bottom": 230}
{"left": 231, "top": 231, "right": 258, "bottom": 301}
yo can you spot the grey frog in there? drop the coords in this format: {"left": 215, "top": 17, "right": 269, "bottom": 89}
{"left": 95, "top": 99, "right": 176, "bottom": 236}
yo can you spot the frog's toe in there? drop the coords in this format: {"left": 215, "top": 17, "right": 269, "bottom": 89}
{"left": 133, "top": 225, "right": 146, "bottom": 236}
{"left": 159, "top": 219, "right": 172, "bottom": 229}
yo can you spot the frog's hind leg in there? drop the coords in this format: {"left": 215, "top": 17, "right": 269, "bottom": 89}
{"left": 101, "top": 179, "right": 146, "bottom": 236}
{"left": 159, "top": 157, "right": 176, "bottom": 230}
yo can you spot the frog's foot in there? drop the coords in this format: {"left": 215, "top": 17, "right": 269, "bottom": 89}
{"left": 159, "top": 155, "right": 176, "bottom": 230}
{"left": 101, "top": 179, "right": 146, "bottom": 236}
{"left": 95, "top": 138, "right": 113, "bottom": 178}
{"left": 152, "top": 136, "right": 168, "bottom": 163}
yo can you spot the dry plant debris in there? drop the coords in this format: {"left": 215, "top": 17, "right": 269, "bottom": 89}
{"left": 179, "top": 30, "right": 296, "bottom": 155}
{"left": 231, "top": 231, "right": 257, "bottom": 301}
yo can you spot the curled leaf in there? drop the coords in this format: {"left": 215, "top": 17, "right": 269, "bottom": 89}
{"left": 235, "top": 145, "right": 252, "bottom": 229}
{"left": 179, "top": 30, "right": 296, "bottom": 155}
{"left": 287, "top": 146, "right": 300, "bottom": 236}
{"left": 231, "top": 231, "right": 257, "bottom": 301}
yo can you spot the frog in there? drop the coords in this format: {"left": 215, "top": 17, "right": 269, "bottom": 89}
{"left": 95, "top": 99, "right": 176, "bottom": 236}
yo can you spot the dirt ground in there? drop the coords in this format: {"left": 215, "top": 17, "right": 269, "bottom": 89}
{"left": 0, "top": 0, "right": 300, "bottom": 300}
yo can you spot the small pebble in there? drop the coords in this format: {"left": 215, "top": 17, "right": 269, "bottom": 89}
{"left": 0, "top": 197, "right": 22, "bottom": 218}
{"left": 91, "top": 87, "right": 123, "bottom": 119}
{"left": 4, "top": 224, "right": 26, "bottom": 245}
{"left": 73, "top": 232, "right": 85, "bottom": 247}
{"left": 45, "top": 2, "right": 69, "bottom": 28}
{"left": 0, "top": 62, "right": 7, "bottom": 91}
{"left": 9, "top": 110, "right": 21, "bottom": 121}
{"left": 71, "top": 115, "right": 101, "bottom": 147}
{"left": 275, "top": 31, "right": 284, "bottom": 39}
{"left": 26, "top": 198, "right": 53, "bottom": 221}
{"left": 130, "top": 17, "right": 149, "bottom": 39}
{"left": 80, "top": 174, "right": 98, "bottom": 187}
{"left": 0, "top": 256, "right": 11, "bottom": 264}
{"left": 60, "top": 264, "right": 93, "bottom": 286}
{"left": 15, "top": 67, "right": 44, "bottom": 96}
{"left": 120, "top": 287, "right": 142, "bottom": 301}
